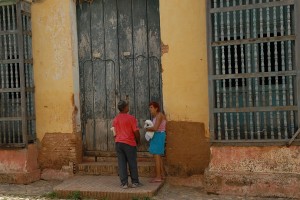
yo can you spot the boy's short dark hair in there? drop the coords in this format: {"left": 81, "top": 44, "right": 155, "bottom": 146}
{"left": 118, "top": 100, "right": 128, "bottom": 112}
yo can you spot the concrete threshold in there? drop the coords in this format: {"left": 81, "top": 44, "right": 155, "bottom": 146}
{"left": 54, "top": 175, "right": 164, "bottom": 200}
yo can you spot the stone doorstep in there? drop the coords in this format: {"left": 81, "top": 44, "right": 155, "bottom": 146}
{"left": 205, "top": 170, "right": 300, "bottom": 199}
{"left": 83, "top": 156, "right": 157, "bottom": 162}
{"left": 0, "top": 169, "right": 41, "bottom": 184}
{"left": 54, "top": 175, "right": 164, "bottom": 200}
{"left": 78, "top": 162, "right": 155, "bottom": 177}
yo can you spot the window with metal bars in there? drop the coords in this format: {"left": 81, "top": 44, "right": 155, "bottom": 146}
{"left": 207, "top": 0, "right": 300, "bottom": 144}
{"left": 0, "top": 0, "right": 35, "bottom": 148}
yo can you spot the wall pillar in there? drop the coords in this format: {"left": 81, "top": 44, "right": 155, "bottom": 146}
{"left": 31, "top": 0, "right": 82, "bottom": 170}
{"left": 159, "top": 0, "right": 210, "bottom": 175}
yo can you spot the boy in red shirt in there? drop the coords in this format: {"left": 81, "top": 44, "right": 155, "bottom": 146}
{"left": 113, "top": 100, "right": 142, "bottom": 188}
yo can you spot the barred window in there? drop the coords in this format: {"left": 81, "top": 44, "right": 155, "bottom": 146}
{"left": 0, "top": 0, "right": 35, "bottom": 147}
{"left": 207, "top": 0, "right": 300, "bottom": 144}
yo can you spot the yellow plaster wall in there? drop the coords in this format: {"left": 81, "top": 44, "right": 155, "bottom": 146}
{"left": 31, "top": 0, "right": 208, "bottom": 140}
{"left": 160, "top": 1, "right": 209, "bottom": 133}
{"left": 31, "top": 0, "right": 80, "bottom": 140}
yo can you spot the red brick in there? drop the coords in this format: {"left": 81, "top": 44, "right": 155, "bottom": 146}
{"left": 38, "top": 133, "right": 82, "bottom": 170}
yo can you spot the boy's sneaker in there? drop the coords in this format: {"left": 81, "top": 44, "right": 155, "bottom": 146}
{"left": 120, "top": 183, "right": 128, "bottom": 189}
{"left": 131, "top": 182, "right": 143, "bottom": 188}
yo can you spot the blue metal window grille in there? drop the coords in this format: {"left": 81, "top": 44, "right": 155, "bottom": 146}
{"left": 207, "top": 0, "right": 300, "bottom": 144}
{"left": 0, "top": 0, "right": 35, "bottom": 148}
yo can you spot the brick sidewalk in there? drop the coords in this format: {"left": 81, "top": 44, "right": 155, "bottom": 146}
{"left": 0, "top": 176, "right": 296, "bottom": 200}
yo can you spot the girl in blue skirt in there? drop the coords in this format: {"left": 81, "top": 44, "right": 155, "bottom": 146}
{"left": 146, "top": 101, "right": 167, "bottom": 183}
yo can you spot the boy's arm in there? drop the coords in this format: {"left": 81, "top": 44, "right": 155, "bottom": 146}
{"left": 134, "top": 130, "right": 141, "bottom": 146}
{"left": 132, "top": 117, "right": 140, "bottom": 146}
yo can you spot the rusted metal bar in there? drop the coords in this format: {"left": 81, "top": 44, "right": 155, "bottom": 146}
{"left": 220, "top": 0, "right": 228, "bottom": 140}
{"left": 8, "top": 4, "right": 13, "bottom": 143}
{"left": 286, "top": 128, "right": 300, "bottom": 147}
{"left": 23, "top": 13, "right": 31, "bottom": 137}
{"left": 295, "top": 0, "right": 300, "bottom": 140}
{"left": 265, "top": 4, "right": 275, "bottom": 139}
{"left": 0, "top": 30, "right": 18, "bottom": 35}
{"left": 0, "top": 143, "right": 26, "bottom": 148}
{"left": 259, "top": 3, "right": 267, "bottom": 139}
{"left": 0, "top": 59, "right": 20, "bottom": 64}
{"left": 0, "top": 88, "right": 21, "bottom": 93}
{"left": 3, "top": 5, "right": 8, "bottom": 144}
{"left": 213, "top": 71, "right": 297, "bottom": 80}
{"left": 287, "top": 5, "right": 295, "bottom": 135}
{"left": 212, "top": 35, "right": 295, "bottom": 47}
{"left": 0, "top": 27, "right": 3, "bottom": 143}
{"left": 207, "top": 0, "right": 216, "bottom": 141}
{"left": 225, "top": 0, "right": 234, "bottom": 140}
{"left": 0, "top": 0, "right": 17, "bottom": 7}
{"left": 214, "top": 106, "right": 298, "bottom": 113}
{"left": 233, "top": 0, "right": 240, "bottom": 140}
{"left": 239, "top": 0, "right": 246, "bottom": 139}
{"left": 22, "top": 30, "right": 31, "bottom": 36}
{"left": 12, "top": 4, "right": 19, "bottom": 142}
{"left": 24, "top": 58, "right": 33, "bottom": 64}
{"left": 253, "top": 5, "right": 260, "bottom": 139}
{"left": 210, "top": 0, "right": 294, "bottom": 13}
{"left": 245, "top": 2, "right": 252, "bottom": 139}
{"left": 280, "top": 6, "right": 288, "bottom": 139}
{"left": 272, "top": 5, "right": 282, "bottom": 139}
{"left": 20, "top": 1, "right": 30, "bottom": 13}
{"left": 212, "top": 0, "right": 221, "bottom": 139}
{"left": 17, "top": 1, "right": 27, "bottom": 145}
{"left": 0, "top": 117, "right": 21, "bottom": 121}
{"left": 212, "top": 139, "right": 298, "bottom": 143}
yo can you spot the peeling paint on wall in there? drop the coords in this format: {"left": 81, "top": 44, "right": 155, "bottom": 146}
{"left": 160, "top": 0, "right": 209, "bottom": 135}
{"left": 161, "top": 40, "right": 169, "bottom": 55}
{"left": 32, "top": 0, "right": 80, "bottom": 139}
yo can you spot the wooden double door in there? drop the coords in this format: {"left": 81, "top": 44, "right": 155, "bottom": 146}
{"left": 77, "top": 0, "right": 162, "bottom": 155}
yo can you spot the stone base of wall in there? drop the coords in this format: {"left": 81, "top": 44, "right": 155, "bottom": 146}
{"left": 38, "top": 133, "right": 82, "bottom": 170}
{"left": 166, "top": 121, "right": 210, "bottom": 176}
{"left": 205, "top": 170, "right": 300, "bottom": 198}
{"left": 0, "top": 144, "right": 40, "bottom": 184}
{"left": 204, "top": 146, "right": 300, "bottom": 198}
{"left": 0, "top": 170, "right": 41, "bottom": 184}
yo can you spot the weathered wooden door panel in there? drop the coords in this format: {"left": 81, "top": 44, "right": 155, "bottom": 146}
{"left": 133, "top": 0, "right": 150, "bottom": 121}
{"left": 148, "top": 0, "right": 162, "bottom": 104}
{"left": 77, "top": 0, "right": 162, "bottom": 154}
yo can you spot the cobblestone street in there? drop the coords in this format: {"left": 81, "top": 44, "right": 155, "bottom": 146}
{"left": 153, "top": 184, "right": 293, "bottom": 200}
{"left": 0, "top": 179, "right": 296, "bottom": 200}
{"left": 0, "top": 180, "right": 61, "bottom": 200}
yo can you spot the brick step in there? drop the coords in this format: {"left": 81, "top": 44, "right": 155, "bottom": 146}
{"left": 54, "top": 175, "right": 164, "bottom": 200}
{"left": 78, "top": 161, "right": 155, "bottom": 177}
{"left": 83, "top": 156, "right": 154, "bottom": 162}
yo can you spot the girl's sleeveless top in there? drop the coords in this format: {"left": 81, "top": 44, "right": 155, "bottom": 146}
{"left": 153, "top": 115, "right": 166, "bottom": 132}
